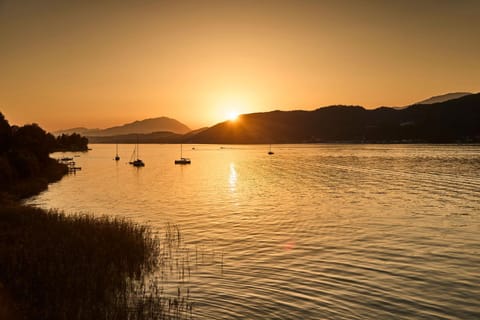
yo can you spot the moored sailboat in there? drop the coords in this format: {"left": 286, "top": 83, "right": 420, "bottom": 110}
{"left": 174, "top": 144, "right": 191, "bottom": 165}
{"left": 114, "top": 143, "right": 120, "bottom": 161}
{"left": 129, "top": 138, "right": 145, "bottom": 167}
{"left": 268, "top": 144, "right": 274, "bottom": 155}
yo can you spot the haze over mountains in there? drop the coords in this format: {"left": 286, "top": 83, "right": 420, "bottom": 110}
{"left": 55, "top": 117, "right": 190, "bottom": 136}
{"left": 59, "top": 92, "right": 479, "bottom": 144}
{"left": 414, "top": 92, "right": 472, "bottom": 105}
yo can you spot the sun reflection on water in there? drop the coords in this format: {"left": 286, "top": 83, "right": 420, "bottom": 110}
{"left": 229, "top": 162, "right": 237, "bottom": 192}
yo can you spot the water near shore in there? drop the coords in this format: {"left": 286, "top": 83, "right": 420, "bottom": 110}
{"left": 27, "top": 144, "right": 480, "bottom": 319}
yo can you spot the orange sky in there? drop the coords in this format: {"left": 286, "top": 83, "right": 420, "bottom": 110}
{"left": 1, "top": 0, "right": 479, "bottom": 131}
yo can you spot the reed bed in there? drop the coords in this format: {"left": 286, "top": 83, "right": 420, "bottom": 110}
{"left": 0, "top": 205, "right": 192, "bottom": 320}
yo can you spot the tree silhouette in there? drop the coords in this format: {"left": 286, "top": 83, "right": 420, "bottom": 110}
{"left": 0, "top": 113, "right": 88, "bottom": 197}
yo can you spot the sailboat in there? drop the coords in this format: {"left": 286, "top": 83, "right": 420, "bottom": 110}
{"left": 129, "top": 138, "right": 145, "bottom": 167}
{"left": 268, "top": 144, "right": 274, "bottom": 155}
{"left": 114, "top": 143, "right": 120, "bottom": 161}
{"left": 174, "top": 144, "right": 191, "bottom": 165}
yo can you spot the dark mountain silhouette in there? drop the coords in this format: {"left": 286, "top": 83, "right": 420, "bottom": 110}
{"left": 55, "top": 117, "right": 190, "bottom": 136}
{"left": 88, "top": 131, "right": 184, "bottom": 144}
{"left": 414, "top": 92, "right": 472, "bottom": 105}
{"left": 52, "top": 127, "right": 97, "bottom": 136}
{"left": 87, "top": 127, "right": 210, "bottom": 144}
{"left": 88, "top": 125, "right": 208, "bottom": 144}
{"left": 80, "top": 93, "right": 480, "bottom": 144}
{"left": 54, "top": 127, "right": 107, "bottom": 137}
{"left": 186, "top": 93, "right": 480, "bottom": 144}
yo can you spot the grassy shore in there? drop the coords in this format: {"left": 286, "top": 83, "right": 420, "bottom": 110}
{"left": 0, "top": 159, "right": 191, "bottom": 319}
{"left": 0, "top": 205, "right": 192, "bottom": 320}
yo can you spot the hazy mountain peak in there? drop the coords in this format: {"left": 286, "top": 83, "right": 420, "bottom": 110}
{"left": 414, "top": 92, "right": 473, "bottom": 105}
{"left": 55, "top": 116, "right": 190, "bottom": 136}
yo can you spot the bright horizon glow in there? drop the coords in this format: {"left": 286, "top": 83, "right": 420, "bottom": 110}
{"left": 0, "top": 1, "right": 479, "bottom": 131}
{"left": 219, "top": 97, "right": 247, "bottom": 122}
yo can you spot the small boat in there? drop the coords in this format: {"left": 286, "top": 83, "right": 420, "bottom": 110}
{"left": 268, "top": 144, "right": 274, "bottom": 155}
{"left": 131, "top": 159, "right": 145, "bottom": 167}
{"left": 114, "top": 143, "right": 120, "bottom": 161}
{"left": 174, "top": 144, "right": 191, "bottom": 165}
{"left": 175, "top": 158, "right": 191, "bottom": 165}
{"left": 129, "top": 138, "right": 145, "bottom": 167}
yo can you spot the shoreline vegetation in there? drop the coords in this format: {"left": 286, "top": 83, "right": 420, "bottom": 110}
{"left": 0, "top": 113, "right": 88, "bottom": 201}
{"left": 0, "top": 207, "right": 192, "bottom": 319}
{"left": 0, "top": 113, "right": 191, "bottom": 319}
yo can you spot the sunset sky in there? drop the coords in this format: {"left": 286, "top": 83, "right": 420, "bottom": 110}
{"left": 1, "top": 0, "right": 479, "bottom": 131}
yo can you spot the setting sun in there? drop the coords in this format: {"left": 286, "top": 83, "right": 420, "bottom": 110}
{"left": 220, "top": 98, "right": 245, "bottom": 122}
{"left": 226, "top": 111, "right": 239, "bottom": 121}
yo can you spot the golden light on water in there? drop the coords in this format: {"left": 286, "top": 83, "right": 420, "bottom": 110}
{"left": 229, "top": 162, "right": 237, "bottom": 192}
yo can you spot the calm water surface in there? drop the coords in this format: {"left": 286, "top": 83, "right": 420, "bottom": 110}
{"left": 27, "top": 144, "right": 480, "bottom": 319}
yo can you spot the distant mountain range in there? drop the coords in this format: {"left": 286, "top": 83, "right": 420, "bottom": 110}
{"left": 414, "top": 92, "right": 472, "bottom": 105}
{"left": 70, "top": 92, "right": 480, "bottom": 144}
{"left": 87, "top": 127, "right": 208, "bottom": 144}
{"left": 393, "top": 92, "right": 473, "bottom": 110}
{"left": 55, "top": 117, "right": 190, "bottom": 136}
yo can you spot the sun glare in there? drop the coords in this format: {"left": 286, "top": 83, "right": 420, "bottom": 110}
{"left": 227, "top": 111, "right": 239, "bottom": 121}
{"left": 219, "top": 97, "right": 248, "bottom": 122}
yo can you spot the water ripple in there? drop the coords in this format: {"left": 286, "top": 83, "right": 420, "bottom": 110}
{"left": 26, "top": 144, "right": 480, "bottom": 319}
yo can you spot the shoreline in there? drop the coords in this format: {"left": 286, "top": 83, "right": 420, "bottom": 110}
{"left": 0, "top": 152, "right": 189, "bottom": 318}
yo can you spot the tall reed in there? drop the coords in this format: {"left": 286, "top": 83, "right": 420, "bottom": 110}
{"left": 0, "top": 206, "right": 192, "bottom": 319}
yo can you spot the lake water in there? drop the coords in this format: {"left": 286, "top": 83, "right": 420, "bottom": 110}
{"left": 27, "top": 144, "right": 480, "bottom": 319}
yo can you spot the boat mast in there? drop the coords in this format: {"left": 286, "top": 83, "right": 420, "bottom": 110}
{"left": 115, "top": 142, "right": 120, "bottom": 161}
